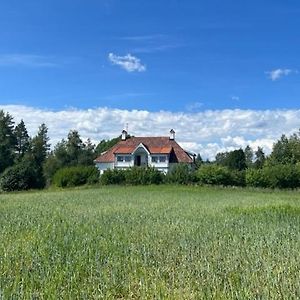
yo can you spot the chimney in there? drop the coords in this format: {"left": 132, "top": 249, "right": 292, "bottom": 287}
{"left": 169, "top": 129, "right": 175, "bottom": 140}
{"left": 121, "top": 129, "right": 127, "bottom": 141}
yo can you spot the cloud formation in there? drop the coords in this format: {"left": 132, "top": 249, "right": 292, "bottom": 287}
{"left": 108, "top": 53, "right": 146, "bottom": 72}
{"left": 0, "top": 105, "right": 299, "bottom": 160}
{"left": 266, "top": 68, "right": 296, "bottom": 81}
{"left": 0, "top": 54, "right": 57, "bottom": 68}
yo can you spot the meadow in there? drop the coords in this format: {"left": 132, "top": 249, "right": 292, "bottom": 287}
{"left": 1, "top": 185, "right": 300, "bottom": 299}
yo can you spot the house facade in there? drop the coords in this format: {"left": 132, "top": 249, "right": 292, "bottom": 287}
{"left": 94, "top": 129, "right": 195, "bottom": 174}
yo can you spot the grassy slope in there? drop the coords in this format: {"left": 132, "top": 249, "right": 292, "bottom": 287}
{"left": 1, "top": 186, "right": 300, "bottom": 299}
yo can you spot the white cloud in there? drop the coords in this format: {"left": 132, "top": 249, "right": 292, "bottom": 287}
{"left": 266, "top": 68, "right": 296, "bottom": 81}
{"left": 108, "top": 53, "right": 146, "bottom": 72}
{"left": 0, "top": 54, "right": 57, "bottom": 68}
{"left": 0, "top": 105, "right": 299, "bottom": 160}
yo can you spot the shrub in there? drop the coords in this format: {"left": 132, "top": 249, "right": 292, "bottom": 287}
{"left": 125, "top": 167, "right": 164, "bottom": 185}
{"left": 196, "top": 165, "right": 233, "bottom": 186}
{"left": 166, "top": 164, "right": 195, "bottom": 184}
{"left": 53, "top": 166, "right": 99, "bottom": 188}
{"left": 246, "top": 164, "right": 300, "bottom": 189}
{"left": 0, "top": 160, "right": 37, "bottom": 192}
{"left": 100, "top": 167, "right": 164, "bottom": 185}
{"left": 246, "top": 168, "right": 268, "bottom": 188}
{"left": 99, "top": 169, "right": 126, "bottom": 185}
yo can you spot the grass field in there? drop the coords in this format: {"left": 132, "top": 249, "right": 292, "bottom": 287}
{"left": 1, "top": 185, "right": 300, "bottom": 299}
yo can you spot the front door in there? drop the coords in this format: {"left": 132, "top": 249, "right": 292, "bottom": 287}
{"left": 136, "top": 155, "right": 141, "bottom": 166}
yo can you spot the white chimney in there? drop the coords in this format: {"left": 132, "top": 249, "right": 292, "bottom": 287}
{"left": 170, "top": 129, "right": 175, "bottom": 140}
{"left": 121, "top": 129, "right": 127, "bottom": 141}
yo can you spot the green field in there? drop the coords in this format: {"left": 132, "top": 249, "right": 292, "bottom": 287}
{"left": 1, "top": 186, "right": 300, "bottom": 299}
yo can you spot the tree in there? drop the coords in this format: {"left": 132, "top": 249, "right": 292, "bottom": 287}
{"left": 31, "top": 123, "right": 50, "bottom": 166}
{"left": 254, "top": 147, "right": 265, "bottom": 169}
{"left": 215, "top": 152, "right": 229, "bottom": 166}
{"left": 226, "top": 149, "right": 247, "bottom": 171}
{"left": 95, "top": 137, "right": 121, "bottom": 155}
{"left": 14, "top": 119, "right": 30, "bottom": 159}
{"left": 79, "top": 138, "right": 95, "bottom": 165}
{"left": 195, "top": 153, "right": 203, "bottom": 169}
{"left": 268, "top": 131, "right": 300, "bottom": 165}
{"left": 66, "top": 130, "right": 84, "bottom": 165}
{"left": 0, "top": 110, "right": 16, "bottom": 173}
{"left": 215, "top": 149, "right": 246, "bottom": 171}
{"left": 244, "top": 145, "right": 254, "bottom": 168}
{"left": 29, "top": 123, "right": 50, "bottom": 188}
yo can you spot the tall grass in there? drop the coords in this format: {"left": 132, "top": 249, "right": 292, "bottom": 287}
{"left": 1, "top": 186, "right": 300, "bottom": 298}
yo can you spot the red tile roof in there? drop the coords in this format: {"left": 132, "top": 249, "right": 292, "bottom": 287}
{"left": 94, "top": 136, "right": 193, "bottom": 163}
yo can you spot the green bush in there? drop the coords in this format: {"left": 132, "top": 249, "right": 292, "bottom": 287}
{"left": 125, "top": 167, "right": 164, "bottom": 185}
{"left": 99, "top": 169, "right": 126, "bottom": 185}
{"left": 246, "top": 164, "right": 300, "bottom": 189}
{"left": 53, "top": 166, "right": 99, "bottom": 188}
{"left": 100, "top": 167, "right": 164, "bottom": 185}
{"left": 196, "top": 165, "right": 234, "bottom": 186}
{"left": 0, "top": 160, "right": 37, "bottom": 192}
{"left": 166, "top": 164, "right": 195, "bottom": 184}
{"left": 246, "top": 168, "right": 268, "bottom": 188}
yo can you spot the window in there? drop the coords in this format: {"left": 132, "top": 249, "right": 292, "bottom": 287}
{"left": 152, "top": 156, "right": 158, "bottom": 163}
{"left": 117, "top": 155, "right": 131, "bottom": 162}
{"left": 117, "top": 156, "right": 124, "bottom": 162}
{"left": 159, "top": 156, "right": 166, "bottom": 163}
{"left": 152, "top": 156, "right": 167, "bottom": 163}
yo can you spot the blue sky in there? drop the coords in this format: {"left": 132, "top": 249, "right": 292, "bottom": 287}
{"left": 1, "top": 0, "right": 300, "bottom": 112}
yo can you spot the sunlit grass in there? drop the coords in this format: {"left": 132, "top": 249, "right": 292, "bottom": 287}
{"left": 1, "top": 186, "right": 300, "bottom": 299}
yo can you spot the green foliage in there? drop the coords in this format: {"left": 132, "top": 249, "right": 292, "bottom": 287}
{"left": 244, "top": 145, "right": 254, "bottom": 168}
{"left": 100, "top": 167, "right": 164, "bottom": 185}
{"left": 95, "top": 136, "right": 122, "bottom": 155}
{"left": 14, "top": 119, "right": 30, "bottom": 159}
{"left": 0, "top": 160, "right": 37, "bottom": 192}
{"left": 195, "top": 153, "right": 203, "bottom": 169}
{"left": 124, "top": 167, "right": 164, "bottom": 185}
{"left": 216, "top": 149, "right": 247, "bottom": 171}
{"left": 268, "top": 132, "right": 300, "bottom": 165}
{"left": 253, "top": 146, "right": 266, "bottom": 169}
{"left": 197, "top": 164, "right": 233, "bottom": 185}
{"left": 53, "top": 166, "right": 99, "bottom": 188}
{"left": 246, "top": 164, "right": 300, "bottom": 189}
{"left": 245, "top": 168, "right": 268, "bottom": 188}
{"left": 166, "top": 164, "right": 195, "bottom": 184}
{"left": 31, "top": 123, "right": 50, "bottom": 166}
{"left": 44, "top": 132, "right": 96, "bottom": 183}
{"left": 0, "top": 110, "right": 16, "bottom": 173}
{"left": 99, "top": 169, "right": 126, "bottom": 185}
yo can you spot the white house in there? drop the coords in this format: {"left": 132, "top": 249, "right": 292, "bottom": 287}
{"left": 94, "top": 129, "right": 195, "bottom": 174}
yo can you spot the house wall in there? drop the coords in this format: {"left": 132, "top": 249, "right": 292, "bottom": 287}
{"left": 95, "top": 162, "right": 114, "bottom": 175}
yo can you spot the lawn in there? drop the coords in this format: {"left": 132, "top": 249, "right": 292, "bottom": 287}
{"left": 1, "top": 185, "right": 300, "bottom": 299}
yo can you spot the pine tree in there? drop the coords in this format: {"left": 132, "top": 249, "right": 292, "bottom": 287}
{"left": 0, "top": 110, "right": 16, "bottom": 173}
{"left": 14, "top": 119, "right": 30, "bottom": 159}
{"left": 66, "top": 130, "right": 84, "bottom": 165}
{"left": 29, "top": 123, "right": 50, "bottom": 188}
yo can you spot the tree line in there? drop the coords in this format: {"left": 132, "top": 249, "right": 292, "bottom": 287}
{"left": 0, "top": 110, "right": 122, "bottom": 191}
{"left": 1, "top": 109, "right": 300, "bottom": 191}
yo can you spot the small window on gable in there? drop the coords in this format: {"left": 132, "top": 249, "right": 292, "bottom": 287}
{"left": 159, "top": 156, "right": 166, "bottom": 163}
{"left": 152, "top": 156, "right": 158, "bottom": 163}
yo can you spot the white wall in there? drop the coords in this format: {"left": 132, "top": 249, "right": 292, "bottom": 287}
{"left": 95, "top": 162, "right": 114, "bottom": 175}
